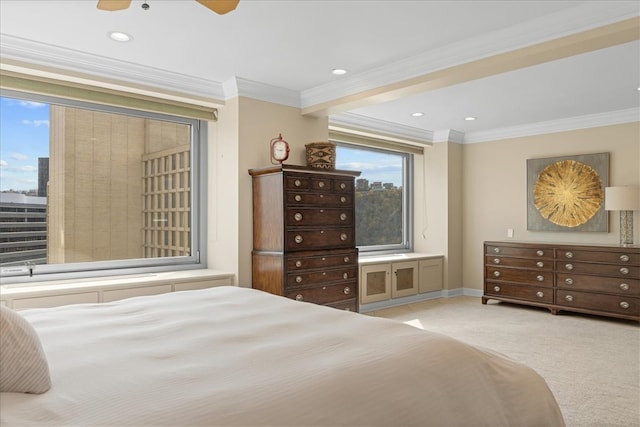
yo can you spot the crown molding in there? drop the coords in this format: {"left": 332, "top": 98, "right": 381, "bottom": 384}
{"left": 432, "top": 130, "right": 465, "bottom": 144}
{"left": 332, "top": 108, "right": 639, "bottom": 147}
{"left": 301, "top": 2, "right": 640, "bottom": 108}
{"left": 330, "top": 113, "right": 433, "bottom": 145}
{"left": 222, "top": 77, "right": 301, "bottom": 108}
{"left": 461, "top": 108, "right": 640, "bottom": 144}
{"left": 0, "top": 34, "right": 226, "bottom": 101}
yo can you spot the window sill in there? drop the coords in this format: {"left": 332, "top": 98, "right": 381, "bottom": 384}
{"left": 358, "top": 252, "right": 443, "bottom": 265}
{"left": 0, "top": 269, "right": 234, "bottom": 309}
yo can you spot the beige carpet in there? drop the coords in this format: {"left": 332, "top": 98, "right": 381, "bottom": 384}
{"left": 367, "top": 297, "right": 639, "bottom": 427}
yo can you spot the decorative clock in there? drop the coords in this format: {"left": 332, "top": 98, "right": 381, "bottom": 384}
{"left": 270, "top": 133, "right": 290, "bottom": 165}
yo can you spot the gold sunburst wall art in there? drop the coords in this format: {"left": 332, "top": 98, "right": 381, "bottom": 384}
{"left": 527, "top": 153, "right": 609, "bottom": 232}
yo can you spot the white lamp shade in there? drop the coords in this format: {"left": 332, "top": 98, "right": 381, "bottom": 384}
{"left": 605, "top": 186, "right": 640, "bottom": 211}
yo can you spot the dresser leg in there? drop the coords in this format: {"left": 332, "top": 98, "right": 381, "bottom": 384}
{"left": 481, "top": 296, "right": 488, "bottom": 305}
{"left": 549, "top": 308, "right": 559, "bottom": 315}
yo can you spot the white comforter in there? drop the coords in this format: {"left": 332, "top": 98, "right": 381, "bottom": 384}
{"left": 1, "top": 286, "right": 565, "bottom": 426}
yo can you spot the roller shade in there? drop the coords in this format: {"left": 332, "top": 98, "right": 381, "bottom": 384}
{"left": 329, "top": 128, "right": 426, "bottom": 155}
{"left": 0, "top": 71, "right": 217, "bottom": 121}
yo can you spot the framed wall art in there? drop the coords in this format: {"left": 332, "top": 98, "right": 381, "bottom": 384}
{"left": 527, "top": 152, "right": 609, "bottom": 232}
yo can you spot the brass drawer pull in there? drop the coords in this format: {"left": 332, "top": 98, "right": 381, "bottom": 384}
{"left": 536, "top": 261, "right": 544, "bottom": 268}
{"left": 493, "top": 258, "right": 500, "bottom": 264}
{"left": 318, "top": 181, "right": 325, "bottom": 188}
{"left": 294, "top": 195, "right": 302, "bottom": 202}
{"left": 343, "top": 273, "right": 348, "bottom": 279}
{"left": 493, "top": 271, "right": 501, "bottom": 277}
{"left": 340, "top": 183, "right": 346, "bottom": 189}
{"left": 536, "top": 291, "right": 544, "bottom": 298}
{"left": 340, "top": 213, "right": 347, "bottom": 221}
{"left": 565, "top": 251, "right": 573, "bottom": 259}
{"left": 295, "top": 260, "right": 302, "bottom": 268}
{"left": 620, "top": 301, "right": 630, "bottom": 309}
{"left": 565, "top": 278, "right": 574, "bottom": 285}
{"left": 340, "top": 196, "right": 347, "bottom": 203}
{"left": 294, "top": 179, "right": 302, "bottom": 187}
{"left": 620, "top": 283, "right": 630, "bottom": 291}
{"left": 620, "top": 267, "right": 629, "bottom": 275}
{"left": 294, "top": 235, "right": 303, "bottom": 243}
{"left": 493, "top": 247, "right": 500, "bottom": 254}
{"left": 493, "top": 285, "right": 501, "bottom": 292}
{"left": 536, "top": 250, "right": 544, "bottom": 256}
{"left": 344, "top": 287, "right": 351, "bottom": 295}
{"left": 340, "top": 233, "right": 348, "bottom": 241}
{"left": 294, "top": 213, "right": 303, "bottom": 221}
{"left": 620, "top": 254, "right": 630, "bottom": 262}
{"left": 295, "top": 294, "right": 303, "bottom": 301}
{"left": 344, "top": 256, "right": 350, "bottom": 263}
{"left": 295, "top": 276, "right": 302, "bottom": 283}
{"left": 565, "top": 263, "right": 574, "bottom": 271}
{"left": 536, "top": 275, "right": 544, "bottom": 282}
{"left": 565, "top": 295, "right": 574, "bottom": 302}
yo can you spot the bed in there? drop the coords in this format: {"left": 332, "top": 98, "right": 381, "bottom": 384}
{"left": 0, "top": 286, "right": 565, "bottom": 426}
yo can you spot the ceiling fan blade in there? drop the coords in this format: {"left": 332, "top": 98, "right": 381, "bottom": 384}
{"left": 196, "top": 0, "right": 240, "bottom": 15}
{"left": 97, "top": 0, "right": 132, "bottom": 11}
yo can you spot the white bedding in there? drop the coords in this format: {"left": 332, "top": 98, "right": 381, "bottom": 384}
{"left": 0, "top": 286, "right": 565, "bottom": 426}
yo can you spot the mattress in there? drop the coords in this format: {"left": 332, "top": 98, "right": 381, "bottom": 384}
{"left": 0, "top": 286, "right": 565, "bottom": 426}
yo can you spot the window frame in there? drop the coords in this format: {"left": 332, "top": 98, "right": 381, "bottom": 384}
{"left": 333, "top": 140, "right": 414, "bottom": 255}
{"left": 0, "top": 89, "right": 208, "bottom": 283}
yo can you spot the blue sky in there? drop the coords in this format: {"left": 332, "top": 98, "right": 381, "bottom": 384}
{"left": 336, "top": 145, "right": 403, "bottom": 187}
{"left": 0, "top": 96, "right": 50, "bottom": 192}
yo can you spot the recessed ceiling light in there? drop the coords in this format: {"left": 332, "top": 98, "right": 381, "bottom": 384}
{"left": 108, "top": 31, "right": 132, "bottom": 42}
{"left": 411, "top": 112, "right": 424, "bottom": 117}
{"left": 464, "top": 116, "right": 477, "bottom": 121}
{"left": 332, "top": 68, "right": 348, "bottom": 75}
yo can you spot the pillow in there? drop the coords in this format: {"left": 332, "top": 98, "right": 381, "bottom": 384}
{"left": 0, "top": 305, "right": 51, "bottom": 394}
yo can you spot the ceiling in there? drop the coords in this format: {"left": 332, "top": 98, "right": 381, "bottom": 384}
{"left": 0, "top": 0, "right": 638, "bottom": 144}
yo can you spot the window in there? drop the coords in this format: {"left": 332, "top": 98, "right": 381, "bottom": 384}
{"left": 334, "top": 141, "right": 413, "bottom": 254}
{"left": 0, "top": 90, "right": 207, "bottom": 281}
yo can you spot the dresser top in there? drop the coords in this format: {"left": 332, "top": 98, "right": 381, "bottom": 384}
{"left": 249, "top": 164, "right": 361, "bottom": 177}
{"left": 485, "top": 240, "right": 639, "bottom": 251}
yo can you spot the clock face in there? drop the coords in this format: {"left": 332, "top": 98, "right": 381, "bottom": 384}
{"left": 271, "top": 139, "right": 289, "bottom": 163}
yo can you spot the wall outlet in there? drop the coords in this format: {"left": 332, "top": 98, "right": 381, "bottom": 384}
{"left": 507, "top": 228, "right": 514, "bottom": 238}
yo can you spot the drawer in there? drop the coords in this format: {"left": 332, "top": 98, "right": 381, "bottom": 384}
{"left": 556, "top": 249, "right": 639, "bottom": 265}
{"left": 285, "top": 283, "right": 356, "bottom": 305}
{"left": 286, "top": 207, "right": 353, "bottom": 227}
{"left": 485, "top": 255, "right": 552, "bottom": 270}
{"left": 287, "top": 250, "right": 357, "bottom": 270}
{"left": 285, "top": 175, "right": 319, "bottom": 191}
{"left": 286, "top": 265, "right": 358, "bottom": 288}
{"left": 485, "top": 282, "right": 553, "bottom": 304}
{"left": 285, "top": 175, "right": 353, "bottom": 193}
{"left": 556, "top": 261, "right": 640, "bottom": 279}
{"left": 485, "top": 244, "right": 553, "bottom": 259}
{"left": 557, "top": 273, "right": 640, "bottom": 296}
{"left": 286, "top": 228, "right": 355, "bottom": 251}
{"left": 557, "top": 289, "right": 640, "bottom": 318}
{"left": 325, "top": 298, "right": 358, "bottom": 312}
{"left": 286, "top": 191, "right": 353, "bottom": 207}
{"left": 485, "top": 267, "right": 553, "bottom": 286}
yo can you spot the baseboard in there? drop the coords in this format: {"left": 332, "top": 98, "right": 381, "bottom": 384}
{"left": 359, "top": 287, "right": 482, "bottom": 313}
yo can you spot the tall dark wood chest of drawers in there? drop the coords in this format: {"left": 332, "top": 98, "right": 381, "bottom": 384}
{"left": 249, "top": 165, "right": 361, "bottom": 311}
{"left": 483, "top": 241, "right": 639, "bottom": 321}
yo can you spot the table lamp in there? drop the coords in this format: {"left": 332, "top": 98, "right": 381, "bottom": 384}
{"left": 605, "top": 186, "right": 640, "bottom": 247}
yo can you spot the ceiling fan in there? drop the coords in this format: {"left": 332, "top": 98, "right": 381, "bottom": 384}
{"left": 97, "top": 0, "right": 239, "bottom": 15}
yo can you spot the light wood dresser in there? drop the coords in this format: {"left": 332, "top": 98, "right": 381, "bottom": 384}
{"left": 249, "top": 165, "right": 360, "bottom": 311}
{"left": 483, "top": 241, "right": 639, "bottom": 321}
